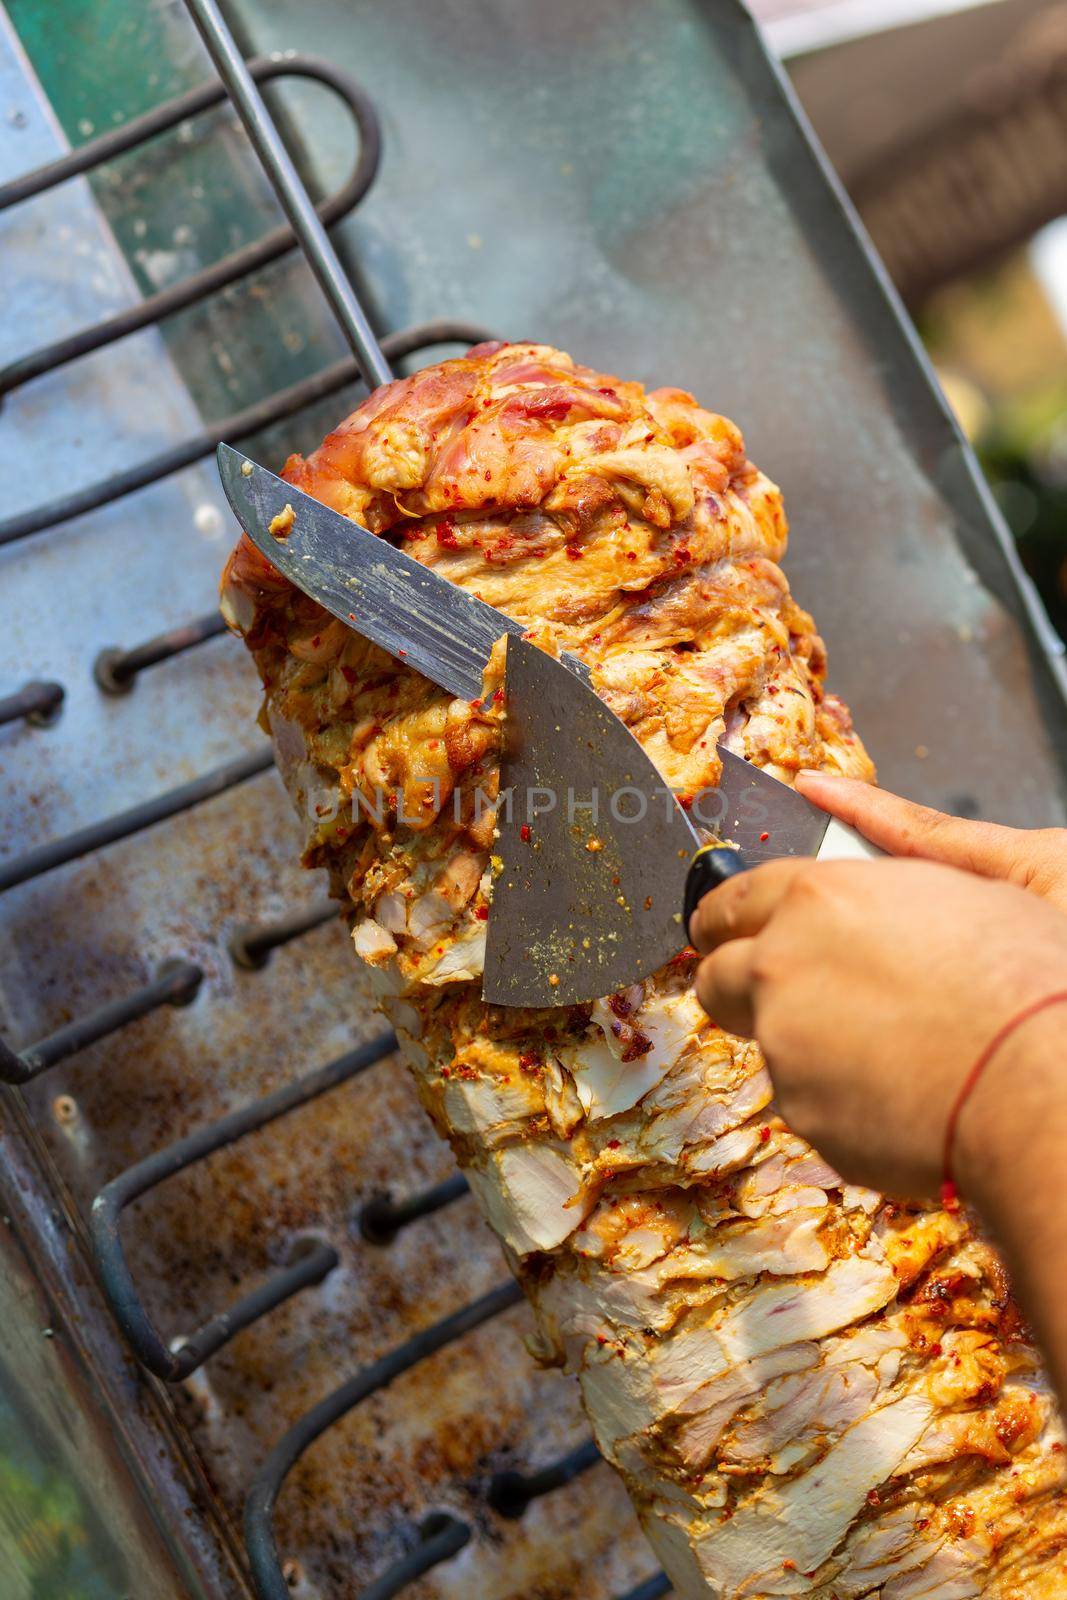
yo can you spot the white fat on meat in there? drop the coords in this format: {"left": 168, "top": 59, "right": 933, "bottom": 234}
{"left": 442, "top": 1072, "right": 545, "bottom": 1143}
{"left": 691, "top": 1395, "right": 934, "bottom": 1595}
{"left": 352, "top": 918, "right": 398, "bottom": 962}
{"left": 416, "top": 922, "right": 487, "bottom": 985}
{"left": 577, "top": 1253, "right": 898, "bottom": 1446}
{"left": 669, "top": 1345, "right": 822, "bottom": 1472}
{"left": 563, "top": 990, "right": 708, "bottom": 1121}
{"left": 465, "top": 1142, "right": 589, "bottom": 1255}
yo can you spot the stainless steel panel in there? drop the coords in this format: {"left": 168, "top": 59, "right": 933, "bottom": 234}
{"left": 228, "top": 0, "right": 1067, "bottom": 825}
{"left": 3, "top": 2, "right": 1067, "bottom": 1599}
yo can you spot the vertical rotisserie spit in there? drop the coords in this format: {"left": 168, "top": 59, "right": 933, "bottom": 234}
{"left": 222, "top": 341, "right": 1067, "bottom": 1598}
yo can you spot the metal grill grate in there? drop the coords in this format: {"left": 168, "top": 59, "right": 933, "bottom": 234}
{"left": 0, "top": 2, "right": 669, "bottom": 1595}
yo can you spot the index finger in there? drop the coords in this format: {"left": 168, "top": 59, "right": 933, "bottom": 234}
{"left": 795, "top": 771, "right": 1026, "bottom": 878}
{"left": 688, "top": 855, "right": 810, "bottom": 954}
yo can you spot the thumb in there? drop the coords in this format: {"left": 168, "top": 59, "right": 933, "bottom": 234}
{"left": 794, "top": 772, "right": 1043, "bottom": 884}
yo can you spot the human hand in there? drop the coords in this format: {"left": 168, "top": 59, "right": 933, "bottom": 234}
{"left": 689, "top": 849, "right": 1067, "bottom": 1200}
{"left": 794, "top": 771, "right": 1067, "bottom": 911}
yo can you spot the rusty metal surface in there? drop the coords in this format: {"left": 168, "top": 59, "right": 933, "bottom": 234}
{"left": 0, "top": 12, "right": 657, "bottom": 1598}
{"left": 4, "top": 1, "right": 1067, "bottom": 1598}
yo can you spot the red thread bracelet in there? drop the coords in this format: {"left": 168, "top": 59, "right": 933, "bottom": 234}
{"left": 941, "top": 988, "right": 1067, "bottom": 1212}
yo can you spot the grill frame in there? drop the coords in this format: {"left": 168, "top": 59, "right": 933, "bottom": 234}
{"left": 4, "top": 1, "right": 1067, "bottom": 1597}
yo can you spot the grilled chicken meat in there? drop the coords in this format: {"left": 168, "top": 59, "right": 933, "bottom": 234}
{"left": 222, "top": 343, "right": 1066, "bottom": 1597}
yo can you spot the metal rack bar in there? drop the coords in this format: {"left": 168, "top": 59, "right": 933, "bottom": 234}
{"left": 94, "top": 614, "right": 228, "bottom": 694}
{"left": 90, "top": 1032, "right": 397, "bottom": 1380}
{"left": 488, "top": 1436, "right": 601, "bottom": 1518}
{"left": 184, "top": 0, "right": 392, "bottom": 388}
{"left": 357, "top": 1514, "right": 471, "bottom": 1600}
{"left": 0, "top": 960, "right": 203, "bottom": 1085}
{"left": 3, "top": 0, "right": 659, "bottom": 1584}
{"left": 229, "top": 898, "right": 337, "bottom": 969}
{"left": 0, "top": 55, "right": 380, "bottom": 400}
{"left": 0, "top": 746, "right": 273, "bottom": 893}
{"left": 0, "top": 679, "right": 64, "bottom": 726}
{"left": 0, "top": 319, "right": 491, "bottom": 547}
{"left": 616, "top": 1576, "right": 671, "bottom": 1600}
{"left": 358, "top": 1173, "right": 470, "bottom": 1245}
{"left": 243, "top": 1279, "right": 523, "bottom": 1600}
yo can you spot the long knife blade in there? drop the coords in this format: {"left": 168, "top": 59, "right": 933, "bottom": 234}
{"left": 217, "top": 443, "right": 521, "bottom": 700}
{"left": 713, "top": 747, "right": 832, "bottom": 860}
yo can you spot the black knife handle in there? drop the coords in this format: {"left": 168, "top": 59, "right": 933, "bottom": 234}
{"left": 683, "top": 846, "right": 752, "bottom": 942}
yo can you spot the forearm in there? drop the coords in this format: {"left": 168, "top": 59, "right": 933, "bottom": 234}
{"left": 960, "top": 1007, "right": 1067, "bottom": 1407}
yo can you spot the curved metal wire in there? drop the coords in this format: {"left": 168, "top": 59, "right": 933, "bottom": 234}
{"left": 488, "top": 1436, "right": 600, "bottom": 1519}
{"left": 89, "top": 1033, "right": 397, "bottom": 1379}
{"left": 350, "top": 1514, "right": 471, "bottom": 1600}
{"left": 0, "top": 746, "right": 273, "bottom": 894}
{"left": 0, "top": 319, "right": 494, "bottom": 546}
{"left": 184, "top": 0, "right": 390, "bottom": 386}
{"left": 244, "top": 1280, "right": 523, "bottom": 1600}
{"left": 0, "top": 54, "right": 381, "bottom": 399}
{"left": 616, "top": 1576, "right": 671, "bottom": 1600}
{"left": 0, "top": 960, "right": 203, "bottom": 1085}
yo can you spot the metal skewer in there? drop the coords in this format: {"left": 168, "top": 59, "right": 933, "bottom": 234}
{"left": 182, "top": 0, "right": 393, "bottom": 390}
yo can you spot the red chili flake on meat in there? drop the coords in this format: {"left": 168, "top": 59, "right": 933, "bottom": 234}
{"left": 484, "top": 469, "right": 492, "bottom": 481}
{"left": 621, "top": 1031, "right": 653, "bottom": 1062}
{"left": 866, "top": 1490, "right": 881, "bottom": 1507}
{"left": 678, "top": 794, "right": 693, "bottom": 811}
{"left": 518, "top": 1050, "right": 541, "bottom": 1073}
{"left": 519, "top": 824, "right": 532, "bottom": 842}
{"left": 340, "top": 665, "right": 358, "bottom": 684}
{"left": 606, "top": 1139, "right": 621, "bottom": 1150}
{"left": 475, "top": 905, "right": 489, "bottom": 921}
{"left": 759, "top": 831, "right": 770, "bottom": 842}
{"left": 311, "top": 634, "right": 321, "bottom": 648}
{"left": 759, "top": 1126, "right": 771, "bottom": 1143}
{"left": 565, "top": 545, "right": 584, "bottom": 560}
{"left": 598, "top": 387, "right": 616, "bottom": 397}
{"left": 596, "top": 1333, "right": 609, "bottom": 1345}
{"left": 625, "top": 550, "right": 637, "bottom": 561}
{"left": 440, "top": 1066, "right": 451, "bottom": 1078}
